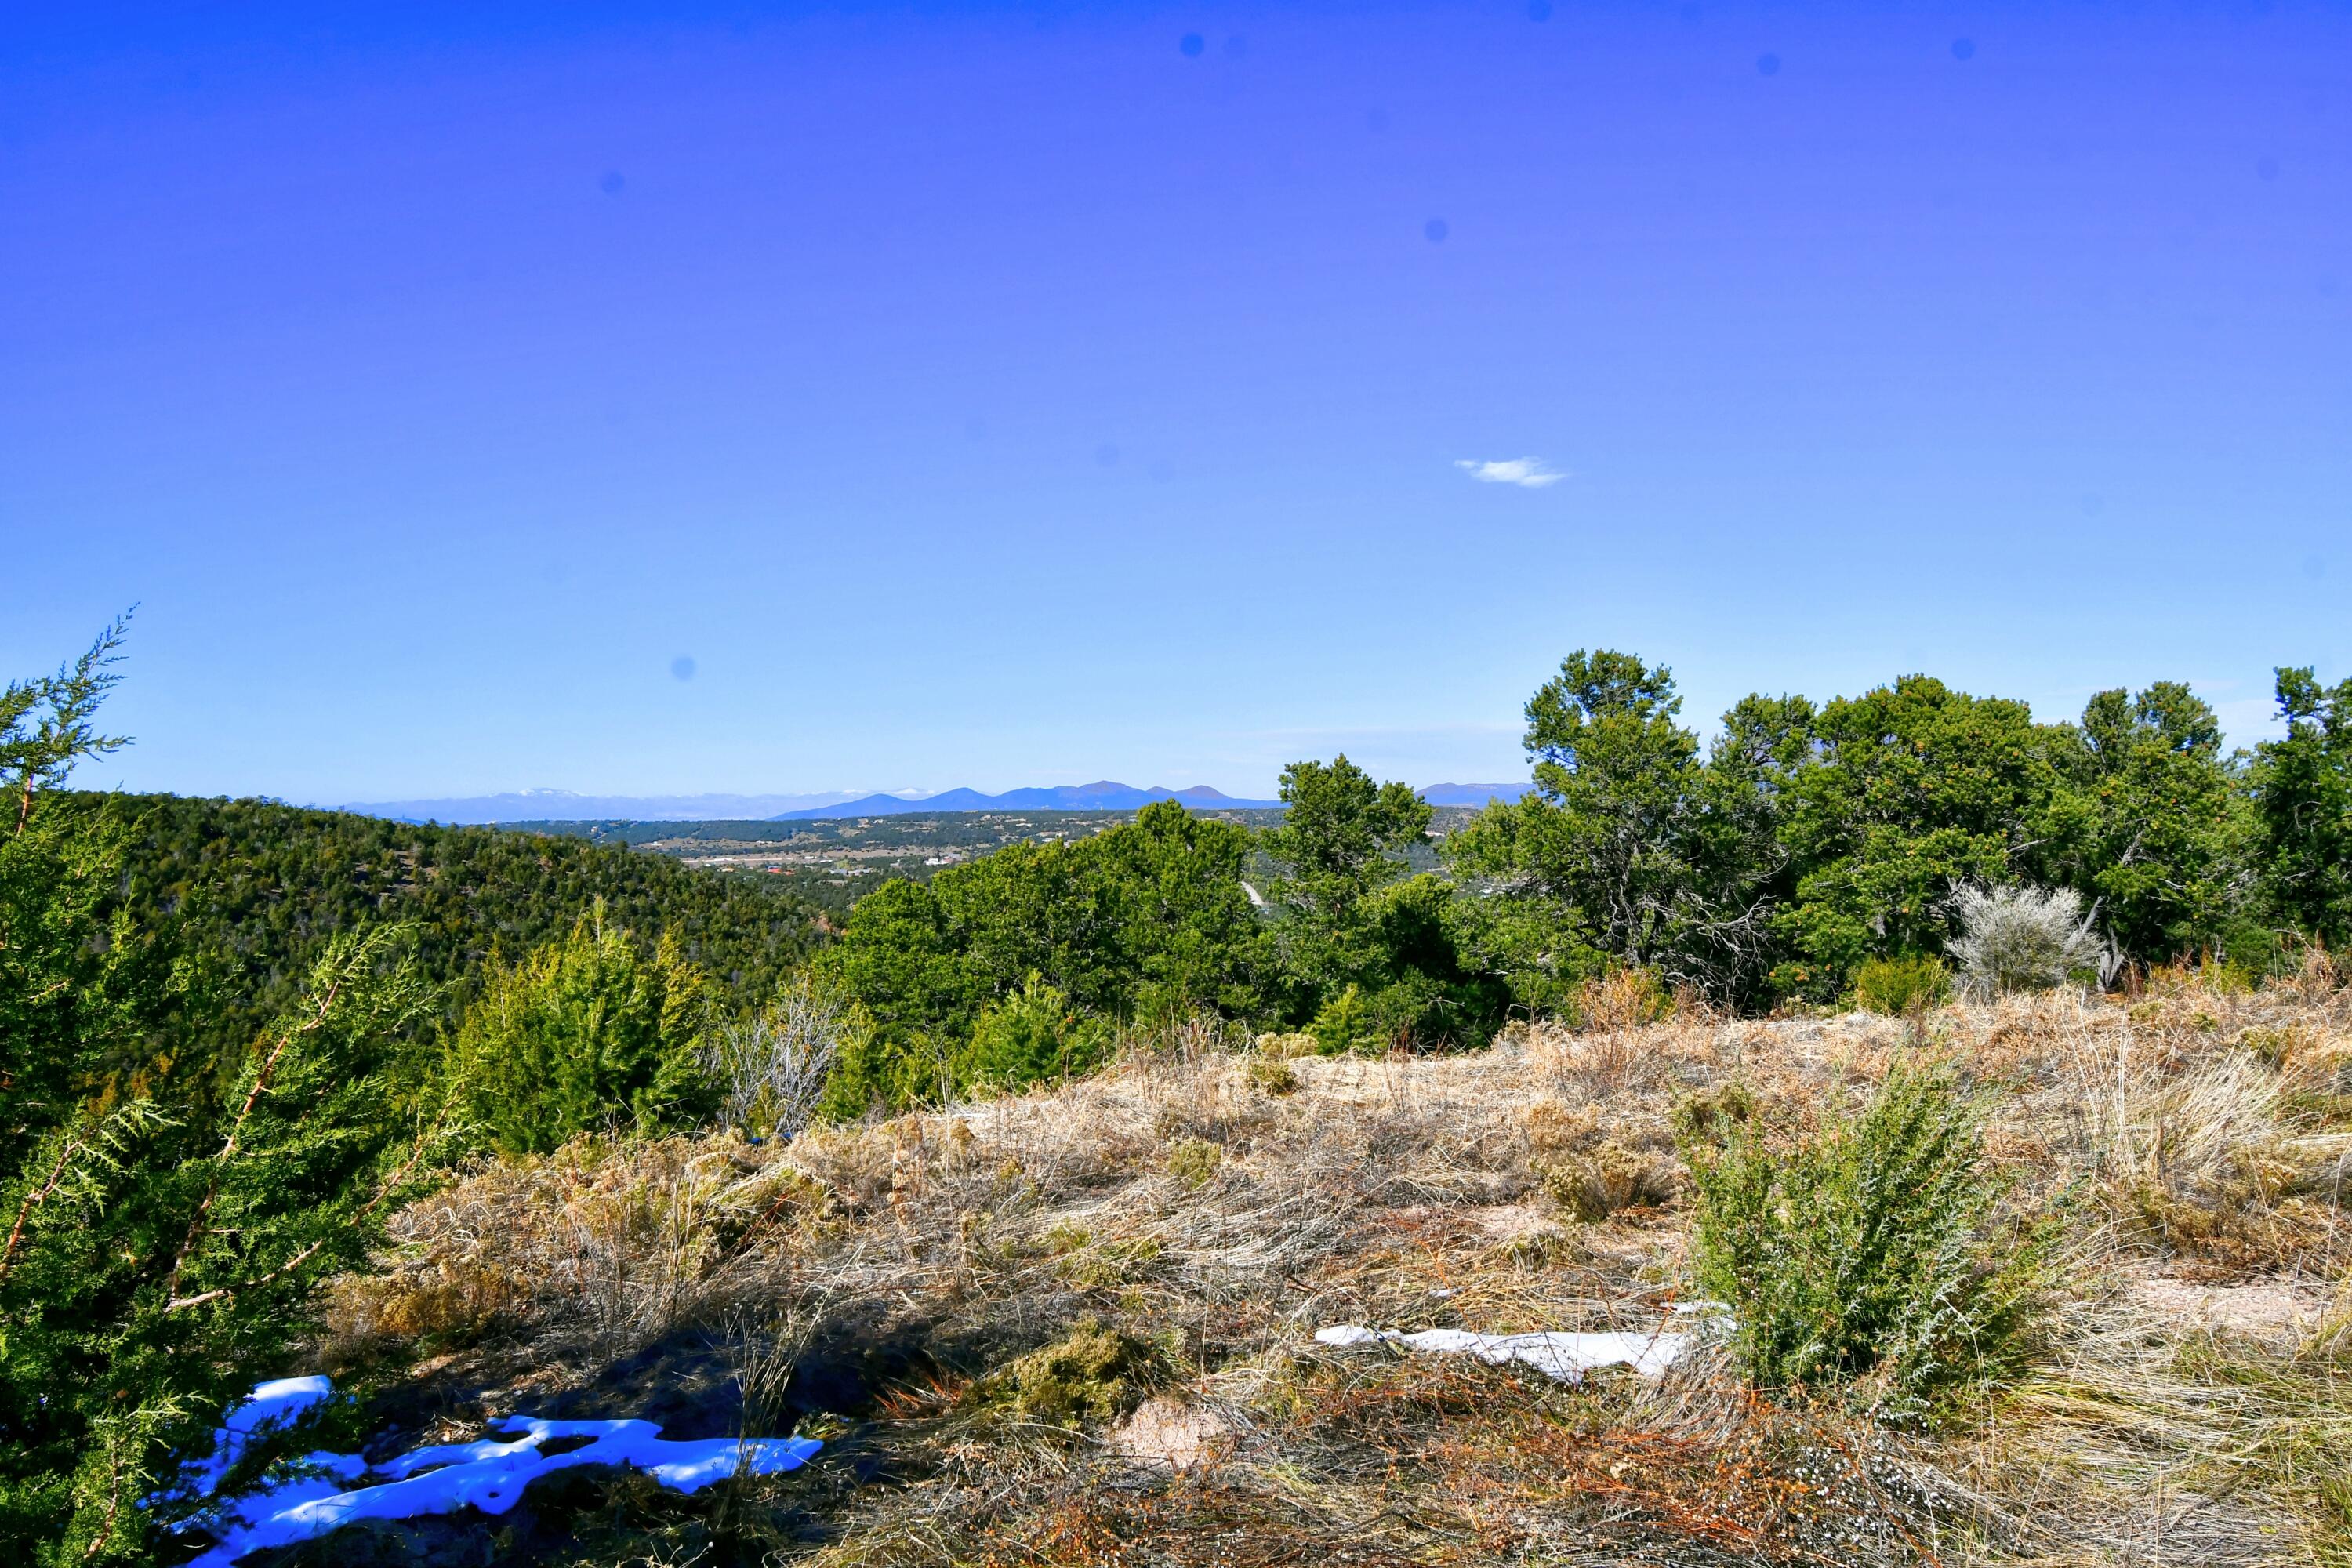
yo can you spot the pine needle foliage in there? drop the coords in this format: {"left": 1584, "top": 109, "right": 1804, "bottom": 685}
{"left": 38, "top": 788, "right": 822, "bottom": 1102}
{"left": 2, "top": 931, "right": 460, "bottom": 1563}
{"left": 1685, "top": 1054, "right": 2044, "bottom": 1425}
{"left": 1849, "top": 953, "right": 1950, "bottom": 1017}
{"left": 953, "top": 975, "right": 1116, "bottom": 1095}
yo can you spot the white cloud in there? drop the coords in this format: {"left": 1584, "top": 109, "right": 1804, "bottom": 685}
{"left": 1455, "top": 456, "right": 1566, "bottom": 488}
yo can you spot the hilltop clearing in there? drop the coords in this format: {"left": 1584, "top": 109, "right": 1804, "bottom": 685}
{"left": 293, "top": 968, "right": 2352, "bottom": 1567}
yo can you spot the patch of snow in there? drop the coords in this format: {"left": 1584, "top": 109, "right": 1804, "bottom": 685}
{"left": 168, "top": 1380, "right": 820, "bottom": 1566}
{"left": 1312, "top": 1324, "right": 1693, "bottom": 1381}
{"left": 1315, "top": 1324, "right": 1386, "bottom": 1348}
{"left": 154, "top": 1375, "right": 338, "bottom": 1506}
{"left": 229, "top": 1377, "right": 337, "bottom": 1435}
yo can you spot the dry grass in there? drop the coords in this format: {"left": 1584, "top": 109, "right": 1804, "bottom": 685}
{"left": 312, "top": 960, "right": 2352, "bottom": 1567}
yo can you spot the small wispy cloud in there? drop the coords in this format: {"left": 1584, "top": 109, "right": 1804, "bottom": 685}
{"left": 1455, "top": 456, "right": 1566, "bottom": 488}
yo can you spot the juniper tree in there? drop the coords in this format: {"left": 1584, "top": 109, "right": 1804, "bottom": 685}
{"left": 0, "top": 626, "right": 464, "bottom": 1565}
{"left": 1260, "top": 754, "right": 1425, "bottom": 1011}
{"left": 1443, "top": 651, "right": 1794, "bottom": 1009}
{"left": 1772, "top": 675, "right": 2082, "bottom": 998}
{"left": 1261, "top": 756, "right": 1500, "bottom": 1047}
{"left": 452, "top": 904, "right": 717, "bottom": 1156}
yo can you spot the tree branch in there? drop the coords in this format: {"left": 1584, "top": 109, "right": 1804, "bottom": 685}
{"left": 0, "top": 1126, "right": 87, "bottom": 1289}
{"left": 162, "top": 978, "right": 342, "bottom": 1304}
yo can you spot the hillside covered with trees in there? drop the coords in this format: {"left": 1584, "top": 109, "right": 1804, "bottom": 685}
{"left": 43, "top": 790, "right": 825, "bottom": 1098}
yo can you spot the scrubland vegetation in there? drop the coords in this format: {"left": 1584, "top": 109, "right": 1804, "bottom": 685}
{"left": 316, "top": 968, "right": 2352, "bottom": 1566}
{"left": 7, "top": 622, "right": 2352, "bottom": 1565}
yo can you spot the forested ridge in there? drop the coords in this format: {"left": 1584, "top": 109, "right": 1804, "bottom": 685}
{"left": 43, "top": 790, "right": 823, "bottom": 1094}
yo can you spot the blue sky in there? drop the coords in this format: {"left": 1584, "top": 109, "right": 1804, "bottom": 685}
{"left": 5, "top": 1, "right": 2346, "bottom": 804}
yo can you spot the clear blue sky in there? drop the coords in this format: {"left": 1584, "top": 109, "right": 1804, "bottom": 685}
{"left": 5, "top": 2, "right": 2346, "bottom": 804}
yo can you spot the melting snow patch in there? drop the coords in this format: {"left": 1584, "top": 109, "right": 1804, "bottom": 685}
{"left": 151, "top": 1375, "right": 338, "bottom": 1507}
{"left": 166, "top": 1381, "right": 820, "bottom": 1566}
{"left": 1313, "top": 1324, "right": 1693, "bottom": 1381}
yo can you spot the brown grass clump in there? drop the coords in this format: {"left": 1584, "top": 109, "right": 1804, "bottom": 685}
{"left": 309, "top": 964, "right": 2352, "bottom": 1567}
{"left": 1523, "top": 1098, "right": 1680, "bottom": 1220}
{"left": 321, "top": 1134, "right": 821, "bottom": 1368}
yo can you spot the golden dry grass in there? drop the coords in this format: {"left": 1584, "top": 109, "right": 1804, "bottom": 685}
{"left": 315, "top": 960, "right": 2352, "bottom": 1566}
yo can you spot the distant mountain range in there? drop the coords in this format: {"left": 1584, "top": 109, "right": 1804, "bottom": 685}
{"left": 771, "top": 782, "right": 1280, "bottom": 819}
{"left": 336, "top": 781, "right": 1537, "bottom": 825}
{"left": 333, "top": 789, "right": 877, "bottom": 825}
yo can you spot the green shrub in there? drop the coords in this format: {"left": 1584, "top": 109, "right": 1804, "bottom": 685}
{"left": 2, "top": 629, "right": 470, "bottom": 1564}
{"left": 1253, "top": 1030, "right": 1318, "bottom": 1060}
{"left": 952, "top": 975, "right": 1115, "bottom": 1096}
{"left": 1243, "top": 1055, "right": 1299, "bottom": 1096}
{"left": 814, "top": 801, "right": 1266, "bottom": 1116}
{"left": 454, "top": 904, "right": 716, "bottom": 1156}
{"left": 817, "top": 1025, "right": 949, "bottom": 1121}
{"left": 1684, "top": 1056, "right": 2042, "bottom": 1424}
{"left": 1850, "top": 954, "right": 1950, "bottom": 1017}
{"left": 1308, "top": 985, "right": 1379, "bottom": 1054}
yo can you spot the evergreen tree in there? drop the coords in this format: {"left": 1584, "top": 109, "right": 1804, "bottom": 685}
{"left": 1088, "top": 799, "right": 1266, "bottom": 1023}
{"left": 454, "top": 906, "right": 717, "bottom": 1155}
{"left": 2060, "top": 682, "right": 2249, "bottom": 964}
{"left": 1260, "top": 755, "right": 1431, "bottom": 929}
{"left": 1263, "top": 756, "right": 1497, "bottom": 1047}
{"left": 2, "top": 626, "right": 462, "bottom": 1565}
{"left": 953, "top": 975, "right": 1115, "bottom": 1094}
{"left": 2252, "top": 666, "right": 2352, "bottom": 949}
{"left": 1445, "top": 651, "right": 1766, "bottom": 1006}
{"left": 815, "top": 801, "right": 1265, "bottom": 1112}
{"left": 42, "top": 788, "right": 820, "bottom": 1098}
{"left": 1772, "top": 675, "right": 2082, "bottom": 998}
